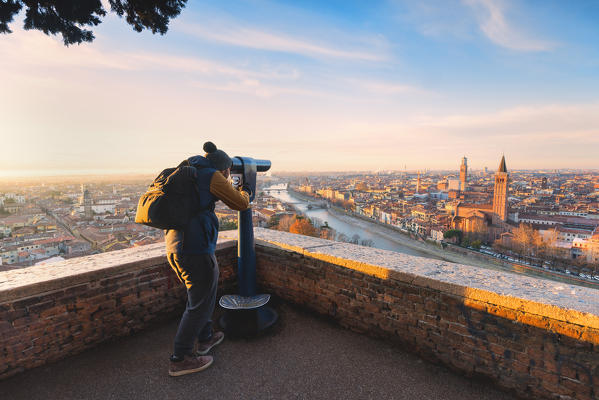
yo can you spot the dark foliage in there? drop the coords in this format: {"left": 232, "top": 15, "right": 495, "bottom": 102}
{"left": 0, "top": 0, "right": 22, "bottom": 33}
{"left": 443, "top": 229, "right": 463, "bottom": 241}
{"left": 219, "top": 219, "right": 238, "bottom": 231}
{"left": 0, "top": 0, "right": 187, "bottom": 45}
{"left": 108, "top": 0, "right": 186, "bottom": 35}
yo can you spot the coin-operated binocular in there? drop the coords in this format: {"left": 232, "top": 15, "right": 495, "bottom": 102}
{"left": 229, "top": 157, "right": 271, "bottom": 202}
{"left": 219, "top": 157, "right": 278, "bottom": 337}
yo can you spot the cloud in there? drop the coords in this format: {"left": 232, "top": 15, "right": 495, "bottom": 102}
{"left": 0, "top": 29, "right": 133, "bottom": 71}
{"left": 464, "top": 0, "right": 555, "bottom": 51}
{"left": 393, "top": 0, "right": 474, "bottom": 39}
{"left": 350, "top": 79, "right": 435, "bottom": 96}
{"left": 190, "top": 79, "right": 324, "bottom": 98}
{"left": 0, "top": 27, "right": 320, "bottom": 99}
{"left": 325, "top": 102, "right": 599, "bottom": 169}
{"left": 0, "top": 28, "right": 253, "bottom": 77}
{"left": 178, "top": 22, "right": 386, "bottom": 62}
{"left": 417, "top": 103, "right": 599, "bottom": 138}
{"left": 1, "top": 30, "right": 406, "bottom": 101}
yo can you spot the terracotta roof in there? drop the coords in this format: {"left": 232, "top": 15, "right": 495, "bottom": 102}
{"left": 33, "top": 236, "right": 75, "bottom": 245}
{"left": 0, "top": 215, "right": 29, "bottom": 225}
{"left": 458, "top": 203, "right": 493, "bottom": 210}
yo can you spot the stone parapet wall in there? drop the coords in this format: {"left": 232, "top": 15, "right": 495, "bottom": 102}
{"left": 2, "top": 227, "right": 599, "bottom": 400}
{"left": 227, "top": 228, "right": 599, "bottom": 400}
{"left": 0, "top": 240, "right": 237, "bottom": 380}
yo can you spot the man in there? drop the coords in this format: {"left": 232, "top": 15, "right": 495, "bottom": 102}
{"left": 165, "top": 141, "right": 250, "bottom": 377}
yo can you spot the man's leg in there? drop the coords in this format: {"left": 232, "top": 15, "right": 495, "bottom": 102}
{"left": 195, "top": 253, "right": 225, "bottom": 355}
{"left": 170, "top": 253, "right": 219, "bottom": 359}
{"left": 197, "top": 254, "right": 220, "bottom": 341}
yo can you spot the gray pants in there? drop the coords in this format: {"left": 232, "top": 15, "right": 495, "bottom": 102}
{"left": 167, "top": 253, "right": 219, "bottom": 358}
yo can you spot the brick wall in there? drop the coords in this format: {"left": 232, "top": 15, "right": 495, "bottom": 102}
{"left": 0, "top": 241, "right": 237, "bottom": 380}
{"left": 242, "top": 229, "right": 599, "bottom": 400}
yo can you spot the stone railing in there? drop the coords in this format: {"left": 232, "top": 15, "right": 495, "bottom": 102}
{"left": 2, "top": 228, "right": 599, "bottom": 399}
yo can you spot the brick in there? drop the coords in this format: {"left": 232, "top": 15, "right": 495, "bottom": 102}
{"left": 558, "top": 377, "right": 592, "bottom": 398}
{"left": 579, "top": 329, "right": 599, "bottom": 345}
{"left": 40, "top": 305, "right": 66, "bottom": 319}
{"left": 12, "top": 316, "right": 34, "bottom": 328}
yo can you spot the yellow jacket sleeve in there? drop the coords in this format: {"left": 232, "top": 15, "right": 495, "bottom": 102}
{"left": 209, "top": 171, "right": 250, "bottom": 211}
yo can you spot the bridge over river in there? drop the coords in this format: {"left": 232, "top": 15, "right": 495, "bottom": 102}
{"left": 263, "top": 184, "right": 327, "bottom": 209}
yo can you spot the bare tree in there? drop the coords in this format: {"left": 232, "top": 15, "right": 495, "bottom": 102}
{"left": 544, "top": 228, "right": 560, "bottom": 259}
{"left": 337, "top": 233, "right": 349, "bottom": 243}
{"left": 277, "top": 214, "right": 296, "bottom": 232}
{"left": 360, "top": 239, "right": 374, "bottom": 247}
{"left": 512, "top": 223, "right": 535, "bottom": 256}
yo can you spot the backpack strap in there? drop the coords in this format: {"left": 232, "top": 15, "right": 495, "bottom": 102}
{"left": 181, "top": 161, "right": 215, "bottom": 216}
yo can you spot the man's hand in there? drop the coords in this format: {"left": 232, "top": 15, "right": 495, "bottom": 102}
{"left": 230, "top": 174, "right": 243, "bottom": 189}
{"left": 241, "top": 183, "right": 252, "bottom": 197}
{"left": 209, "top": 171, "right": 250, "bottom": 211}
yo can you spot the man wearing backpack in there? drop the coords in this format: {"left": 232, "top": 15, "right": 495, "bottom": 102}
{"left": 166, "top": 141, "right": 250, "bottom": 377}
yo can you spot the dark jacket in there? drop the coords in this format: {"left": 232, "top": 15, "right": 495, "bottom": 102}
{"left": 164, "top": 155, "right": 250, "bottom": 255}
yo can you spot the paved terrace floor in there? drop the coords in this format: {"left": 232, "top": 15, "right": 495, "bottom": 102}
{"left": 0, "top": 302, "right": 515, "bottom": 400}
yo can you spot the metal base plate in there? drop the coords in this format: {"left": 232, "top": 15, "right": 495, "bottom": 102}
{"left": 219, "top": 305, "right": 278, "bottom": 338}
{"left": 219, "top": 294, "right": 270, "bottom": 310}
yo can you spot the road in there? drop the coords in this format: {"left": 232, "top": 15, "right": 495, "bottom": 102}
{"left": 38, "top": 203, "right": 94, "bottom": 247}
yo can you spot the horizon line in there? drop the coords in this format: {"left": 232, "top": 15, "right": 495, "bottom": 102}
{"left": 1, "top": 167, "right": 598, "bottom": 181}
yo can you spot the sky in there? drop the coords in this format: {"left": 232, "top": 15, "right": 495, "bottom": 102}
{"left": 1, "top": 0, "right": 599, "bottom": 176}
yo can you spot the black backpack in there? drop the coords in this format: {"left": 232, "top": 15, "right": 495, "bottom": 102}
{"left": 135, "top": 161, "right": 202, "bottom": 230}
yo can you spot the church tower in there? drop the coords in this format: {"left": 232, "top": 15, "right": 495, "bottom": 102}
{"left": 80, "top": 184, "right": 93, "bottom": 219}
{"left": 492, "top": 156, "right": 508, "bottom": 223}
{"left": 416, "top": 171, "right": 421, "bottom": 194}
{"left": 459, "top": 156, "right": 468, "bottom": 191}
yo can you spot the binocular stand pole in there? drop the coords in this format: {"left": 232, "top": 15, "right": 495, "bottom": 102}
{"left": 219, "top": 207, "right": 278, "bottom": 337}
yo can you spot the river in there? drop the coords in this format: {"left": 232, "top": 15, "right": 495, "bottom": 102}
{"left": 266, "top": 186, "right": 442, "bottom": 259}
{"left": 265, "top": 184, "right": 599, "bottom": 290}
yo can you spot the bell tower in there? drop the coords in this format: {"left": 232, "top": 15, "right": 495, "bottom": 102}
{"left": 459, "top": 156, "right": 467, "bottom": 191}
{"left": 492, "top": 156, "right": 509, "bottom": 223}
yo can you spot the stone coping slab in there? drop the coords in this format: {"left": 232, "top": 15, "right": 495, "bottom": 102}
{"left": 221, "top": 228, "right": 599, "bottom": 330}
{"left": 0, "top": 239, "right": 236, "bottom": 303}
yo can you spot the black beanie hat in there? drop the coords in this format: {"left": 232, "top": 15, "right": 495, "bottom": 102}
{"left": 203, "top": 142, "right": 233, "bottom": 171}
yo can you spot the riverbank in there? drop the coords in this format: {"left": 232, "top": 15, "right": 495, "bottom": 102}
{"left": 327, "top": 206, "right": 514, "bottom": 271}
{"left": 287, "top": 188, "right": 507, "bottom": 270}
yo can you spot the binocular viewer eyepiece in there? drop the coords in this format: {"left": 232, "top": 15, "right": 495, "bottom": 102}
{"left": 231, "top": 157, "right": 271, "bottom": 173}
{"left": 230, "top": 157, "right": 271, "bottom": 202}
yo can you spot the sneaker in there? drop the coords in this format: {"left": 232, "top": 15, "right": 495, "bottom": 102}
{"left": 168, "top": 355, "right": 213, "bottom": 377}
{"left": 196, "top": 331, "right": 225, "bottom": 355}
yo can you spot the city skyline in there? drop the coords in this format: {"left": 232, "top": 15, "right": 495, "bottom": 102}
{"left": 2, "top": 0, "right": 599, "bottom": 175}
